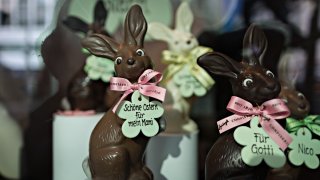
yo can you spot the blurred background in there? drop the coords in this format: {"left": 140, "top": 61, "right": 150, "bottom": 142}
{"left": 0, "top": 0, "right": 319, "bottom": 179}
{"left": 0, "top": 0, "right": 54, "bottom": 127}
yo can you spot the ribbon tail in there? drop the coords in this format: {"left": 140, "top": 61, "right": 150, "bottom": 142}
{"left": 305, "top": 115, "right": 320, "bottom": 136}
{"left": 308, "top": 124, "right": 320, "bottom": 136}
{"left": 191, "top": 46, "right": 213, "bottom": 56}
{"left": 261, "top": 118, "right": 292, "bottom": 151}
{"left": 190, "top": 47, "right": 214, "bottom": 90}
{"left": 217, "top": 114, "right": 251, "bottom": 133}
{"left": 191, "top": 67, "right": 215, "bottom": 90}
{"left": 140, "top": 85, "right": 166, "bottom": 102}
{"left": 162, "top": 65, "right": 183, "bottom": 85}
{"left": 162, "top": 50, "right": 180, "bottom": 64}
{"left": 286, "top": 117, "right": 304, "bottom": 133}
{"left": 112, "top": 90, "right": 133, "bottom": 113}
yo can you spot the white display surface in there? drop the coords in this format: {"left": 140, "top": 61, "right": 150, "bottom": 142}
{"left": 0, "top": 104, "right": 22, "bottom": 179}
{"left": 53, "top": 113, "right": 103, "bottom": 180}
{"left": 146, "top": 131, "right": 198, "bottom": 180}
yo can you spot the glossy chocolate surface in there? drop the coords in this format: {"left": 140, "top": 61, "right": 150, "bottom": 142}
{"left": 82, "top": 5, "right": 154, "bottom": 179}
{"left": 198, "top": 24, "right": 281, "bottom": 179}
{"left": 63, "top": 0, "right": 110, "bottom": 111}
{"left": 266, "top": 53, "right": 317, "bottom": 180}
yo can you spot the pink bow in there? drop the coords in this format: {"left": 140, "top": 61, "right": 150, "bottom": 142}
{"left": 218, "top": 96, "right": 292, "bottom": 150}
{"left": 110, "top": 69, "right": 166, "bottom": 113}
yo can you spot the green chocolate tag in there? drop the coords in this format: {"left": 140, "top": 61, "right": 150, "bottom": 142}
{"left": 116, "top": 91, "right": 164, "bottom": 138}
{"left": 288, "top": 127, "right": 320, "bottom": 169}
{"left": 84, "top": 55, "right": 114, "bottom": 83}
{"left": 233, "top": 116, "right": 286, "bottom": 168}
{"left": 173, "top": 66, "right": 206, "bottom": 97}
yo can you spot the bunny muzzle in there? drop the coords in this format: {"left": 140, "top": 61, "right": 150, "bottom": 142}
{"left": 114, "top": 46, "right": 152, "bottom": 82}
{"left": 234, "top": 64, "right": 281, "bottom": 105}
{"left": 279, "top": 87, "right": 310, "bottom": 119}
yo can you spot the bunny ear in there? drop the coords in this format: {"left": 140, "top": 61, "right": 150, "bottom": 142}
{"left": 277, "top": 52, "right": 290, "bottom": 82}
{"left": 175, "top": 2, "right": 193, "bottom": 32}
{"left": 82, "top": 34, "right": 119, "bottom": 59}
{"left": 94, "top": 0, "right": 108, "bottom": 27}
{"left": 242, "top": 24, "right": 268, "bottom": 66}
{"left": 124, "top": 5, "right": 147, "bottom": 47}
{"left": 277, "top": 52, "right": 296, "bottom": 88}
{"left": 197, "top": 52, "right": 241, "bottom": 79}
{"left": 148, "top": 22, "right": 173, "bottom": 42}
{"left": 63, "top": 16, "right": 89, "bottom": 33}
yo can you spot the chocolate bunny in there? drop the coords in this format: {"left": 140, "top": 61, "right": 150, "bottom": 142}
{"left": 197, "top": 24, "right": 282, "bottom": 179}
{"left": 63, "top": 0, "right": 109, "bottom": 37}
{"left": 62, "top": 0, "right": 113, "bottom": 112}
{"left": 277, "top": 52, "right": 310, "bottom": 120}
{"left": 148, "top": 2, "right": 210, "bottom": 133}
{"left": 266, "top": 52, "right": 320, "bottom": 180}
{"left": 82, "top": 5, "right": 154, "bottom": 179}
{"left": 148, "top": 2, "right": 198, "bottom": 54}
{"left": 22, "top": 1, "right": 90, "bottom": 178}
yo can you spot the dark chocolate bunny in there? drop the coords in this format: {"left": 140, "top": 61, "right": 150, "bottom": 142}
{"left": 197, "top": 24, "right": 281, "bottom": 179}
{"left": 277, "top": 55, "right": 310, "bottom": 120}
{"left": 22, "top": 1, "right": 87, "bottom": 178}
{"left": 82, "top": 5, "right": 154, "bottom": 179}
{"left": 63, "top": 0, "right": 109, "bottom": 36}
{"left": 266, "top": 53, "right": 320, "bottom": 180}
{"left": 62, "top": 0, "right": 113, "bottom": 112}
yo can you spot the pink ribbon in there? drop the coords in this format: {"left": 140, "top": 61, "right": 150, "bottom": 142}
{"left": 110, "top": 69, "right": 166, "bottom": 113}
{"left": 218, "top": 96, "right": 292, "bottom": 150}
{"left": 56, "top": 109, "right": 96, "bottom": 116}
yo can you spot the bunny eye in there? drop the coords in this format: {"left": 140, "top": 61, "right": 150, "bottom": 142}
{"left": 136, "top": 49, "right": 145, "bottom": 56}
{"left": 242, "top": 78, "right": 253, "bottom": 87}
{"left": 115, "top": 57, "right": 122, "bottom": 65}
{"left": 266, "top": 70, "right": 275, "bottom": 78}
{"left": 297, "top": 93, "right": 305, "bottom": 100}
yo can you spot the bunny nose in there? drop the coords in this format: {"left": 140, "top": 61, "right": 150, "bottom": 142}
{"left": 299, "top": 103, "right": 306, "bottom": 109}
{"left": 266, "top": 82, "right": 276, "bottom": 90}
{"left": 127, "top": 59, "right": 135, "bottom": 65}
{"left": 187, "top": 40, "right": 191, "bottom": 44}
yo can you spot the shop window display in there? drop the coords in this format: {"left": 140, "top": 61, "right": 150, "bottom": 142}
{"left": 0, "top": 0, "right": 320, "bottom": 179}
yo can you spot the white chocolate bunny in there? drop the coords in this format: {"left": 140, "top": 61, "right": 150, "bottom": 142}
{"left": 148, "top": 2, "right": 213, "bottom": 133}
{"left": 148, "top": 2, "right": 198, "bottom": 54}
